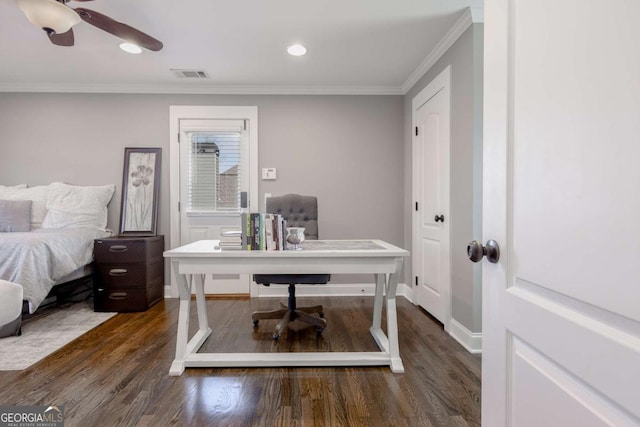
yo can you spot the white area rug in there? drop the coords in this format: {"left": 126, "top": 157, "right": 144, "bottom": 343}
{"left": 0, "top": 301, "right": 116, "bottom": 370}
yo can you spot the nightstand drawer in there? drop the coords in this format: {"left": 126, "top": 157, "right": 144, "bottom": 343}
{"left": 94, "top": 240, "right": 147, "bottom": 263}
{"left": 94, "top": 288, "right": 157, "bottom": 312}
{"left": 93, "top": 235, "right": 164, "bottom": 313}
{"left": 95, "top": 264, "right": 148, "bottom": 288}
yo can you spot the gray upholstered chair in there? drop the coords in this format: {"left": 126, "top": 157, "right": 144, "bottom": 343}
{"left": 252, "top": 194, "right": 330, "bottom": 340}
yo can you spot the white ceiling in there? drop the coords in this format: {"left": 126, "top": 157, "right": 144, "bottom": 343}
{"left": 0, "top": 0, "right": 482, "bottom": 94}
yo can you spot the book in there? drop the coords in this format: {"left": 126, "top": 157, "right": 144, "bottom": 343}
{"left": 241, "top": 212, "right": 252, "bottom": 250}
{"left": 264, "top": 214, "right": 274, "bottom": 251}
{"left": 239, "top": 212, "right": 287, "bottom": 251}
{"left": 220, "top": 229, "right": 242, "bottom": 247}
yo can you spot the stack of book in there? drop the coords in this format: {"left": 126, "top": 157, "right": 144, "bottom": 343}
{"left": 240, "top": 212, "right": 287, "bottom": 250}
{"left": 219, "top": 229, "right": 243, "bottom": 250}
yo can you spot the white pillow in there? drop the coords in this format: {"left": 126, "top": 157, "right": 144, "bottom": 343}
{"left": 0, "top": 184, "right": 27, "bottom": 189}
{"left": 0, "top": 185, "right": 49, "bottom": 228}
{"left": 42, "top": 182, "right": 115, "bottom": 230}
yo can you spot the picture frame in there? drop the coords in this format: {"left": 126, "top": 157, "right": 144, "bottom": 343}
{"left": 119, "top": 147, "right": 161, "bottom": 236}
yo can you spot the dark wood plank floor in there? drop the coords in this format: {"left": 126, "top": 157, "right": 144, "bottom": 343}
{"left": 0, "top": 297, "right": 481, "bottom": 426}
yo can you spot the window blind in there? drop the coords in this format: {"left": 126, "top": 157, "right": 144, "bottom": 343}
{"left": 187, "top": 131, "right": 241, "bottom": 212}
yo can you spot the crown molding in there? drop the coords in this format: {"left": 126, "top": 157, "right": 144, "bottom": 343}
{"left": 469, "top": 6, "right": 484, "bottom": 23}
{"left": 0, "top": 83, "right": 404, "bottom": 96}
{"left": 401, "top": 7, "right": 483, "bottom": 94}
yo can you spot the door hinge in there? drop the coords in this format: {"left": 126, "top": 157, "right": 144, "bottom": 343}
{"left": 415, "top": 276, "right": 418, "bottom": 286}
{"left": 177, "top": 133, "right": 180, "bottom": 143}
{"left": 178, "top": 201, "right": 181, "bottom": 212}
{"left": 244, "top": 120, "right": 247, "bottom": 131}
{"left": 415, "top": 126, "right": 418, "bottom": 136}
{"left": 415, "top": 201, "right": 418, "bottom": 211}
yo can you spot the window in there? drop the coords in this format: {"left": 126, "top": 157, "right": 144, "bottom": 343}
{"left": 187, "top": 131, "right": 242, "bottom": 212}
{"left": 178, "top": 118, "right": 249, "bottom": 215}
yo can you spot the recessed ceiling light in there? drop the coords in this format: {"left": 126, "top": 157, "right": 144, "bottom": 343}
{"left": 287, "top": 44, "right": 307, "bottom": 56}
{"left": 120, "top": 42, "right": 142, "bottom": 54}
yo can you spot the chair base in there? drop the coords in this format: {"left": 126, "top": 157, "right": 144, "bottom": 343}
{"left": 252, "top": 301, "right": 326, "bottom": 340}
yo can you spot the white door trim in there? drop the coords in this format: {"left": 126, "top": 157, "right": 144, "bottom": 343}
{"left": 411, "top": 65, "right": 452, "bottom": 331}
{"left": 168, "top": 105, "right": 258, "bottom": 297}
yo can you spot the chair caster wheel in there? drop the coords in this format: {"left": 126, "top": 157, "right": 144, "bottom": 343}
{"left": 253, "top": 320, "right": 259, "bottom": 326}
{"left": 316, "top": 326, "right": 325, "bottom": 334}
{"left": 318, "top": 311, "right": 325, "bottom": 318}
{"left": 272, "top": 333, "right": 280, "bottom": 340}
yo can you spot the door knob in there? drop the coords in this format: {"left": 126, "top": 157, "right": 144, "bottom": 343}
{"left": 467, "top": 240, "right": 500, "bottom": 263}
{"left": 434, "top": 214, "right": 445, "bottom": 223}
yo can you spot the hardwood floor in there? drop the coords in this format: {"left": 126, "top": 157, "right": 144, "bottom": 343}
{"left": 0, "top": 297, "right": 481, "bottom": 426}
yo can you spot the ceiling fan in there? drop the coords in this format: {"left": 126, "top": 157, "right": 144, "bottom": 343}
{"left": 15, "top": 0, "right": 163, "bottom": 51}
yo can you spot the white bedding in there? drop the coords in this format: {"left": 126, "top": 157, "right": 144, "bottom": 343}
{"left": 0, "top": 228, "right": 109, "bottom": 313}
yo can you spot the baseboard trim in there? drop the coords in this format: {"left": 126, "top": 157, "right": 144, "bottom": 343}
{"left": 191, "top": 294, "right": 250, "bottom": 300}
{"left": 399, "top": 282, "right": 416, "bottom": 304}
{"left": 448, "top": 318, "right": 482, "bottom": 354}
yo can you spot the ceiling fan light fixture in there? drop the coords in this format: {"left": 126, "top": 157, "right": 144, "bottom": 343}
{"left": 287, "top": 44, "right": 307, "bottom": 57}
{"left": 16, "top": 0, "right": 81, "bottom": 34}
{"left": 120, "top": 42, "right": 142, "bottom": 54}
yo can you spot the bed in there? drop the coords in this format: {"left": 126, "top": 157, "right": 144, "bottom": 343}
{"left": 0, "top": 228, "right": 110, "bottom": 312}
{"left": 0, "top": 182, "right": 115, "bottom": 314}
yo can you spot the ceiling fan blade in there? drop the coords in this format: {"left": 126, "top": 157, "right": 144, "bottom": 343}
{"left": 74, "top": 7, "right": 163, "bottom": 51}
{"left": 48, "top": 28, "right": 75, "bottom": 47}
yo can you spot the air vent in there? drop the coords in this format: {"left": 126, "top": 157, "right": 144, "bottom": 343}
{"left": 171, "top": 69, "right": 209, "bottom": 78}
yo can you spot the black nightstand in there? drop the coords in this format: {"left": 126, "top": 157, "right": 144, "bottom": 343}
{"left": 93, "top": 235, "right": 164, "bottom": 312}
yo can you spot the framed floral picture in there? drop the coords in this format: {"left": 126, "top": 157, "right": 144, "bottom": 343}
{"left": 119, "top": 147, "right": 161, "bottom": 236}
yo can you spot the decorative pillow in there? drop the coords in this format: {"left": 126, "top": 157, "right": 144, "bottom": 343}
{"left": 42, "top": 182, "right": 115, "bottom": 231}
{"left": 0, "top": 200, "right": 32, "bottom": 232}
{"left": 0, "top": 185, "right": 48, "bottom": 228}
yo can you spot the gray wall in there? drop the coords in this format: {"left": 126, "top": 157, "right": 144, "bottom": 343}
{"left": 0, "top": 93, "right": 404, "bottom": 284}
{"left": 403, "top": 24, "right": 483, "bottom": 333}
{"left": 0, "top": 25, "right": 483, "bottom": 331}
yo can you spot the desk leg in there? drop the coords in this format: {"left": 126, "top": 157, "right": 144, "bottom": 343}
{"left": 385, "top": 257, "right": 405, "bottom": 373}
{"left": 170, "top": 264, "right": 192, "bottom": 376}
{"left": 372, "top": 273, "right": 385, "bottom": 330}
{"left": 194, "top": 274, "right": 210, "bottom": 334}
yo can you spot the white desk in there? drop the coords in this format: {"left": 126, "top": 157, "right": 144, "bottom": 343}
{"left": 164, "top": 239, "right": 409, "bottom": 376}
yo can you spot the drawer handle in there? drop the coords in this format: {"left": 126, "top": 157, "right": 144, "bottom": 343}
{"left": 108, "top": 245, "right": 129, "bottom": 252}
{"left": 109, "top": 268, "right": 128, "bottom": 276}
{"left": 109, "top": 292, "right": 128, "bottom": 300}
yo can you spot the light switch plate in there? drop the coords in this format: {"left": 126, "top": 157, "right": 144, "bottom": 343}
{"left": 262, "top": 168, "right": 277, "bottom": 180}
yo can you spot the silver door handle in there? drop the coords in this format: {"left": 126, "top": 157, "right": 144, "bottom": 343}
{"left": 467, "top": 240, "right": 500, "bottom": 263}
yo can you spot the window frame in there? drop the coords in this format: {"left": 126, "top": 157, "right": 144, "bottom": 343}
{"left": 181, "top": 120, "right": 247, "bottom": 215}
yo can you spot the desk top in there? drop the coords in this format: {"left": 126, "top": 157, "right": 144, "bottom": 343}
{"left": 164, "top": 239, "right": 409, "bottom": 259}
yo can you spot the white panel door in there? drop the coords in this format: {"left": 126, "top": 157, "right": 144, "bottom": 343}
{"left": 413, "top": 66, "right": 451, "bottom": 326}
{"left": 179, "top": 119, "right": 250, "bottom": 294}
{"left": 483, "top": 1, "right": 640, "bottom": 425}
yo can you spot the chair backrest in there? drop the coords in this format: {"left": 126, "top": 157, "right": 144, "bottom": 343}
{"left": 266, "top": 194, "right": 318, "bottom": 240}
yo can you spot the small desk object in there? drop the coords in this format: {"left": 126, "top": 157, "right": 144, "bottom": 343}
{"left": 163, "top": 239, "right": 409, "bottom": 376}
